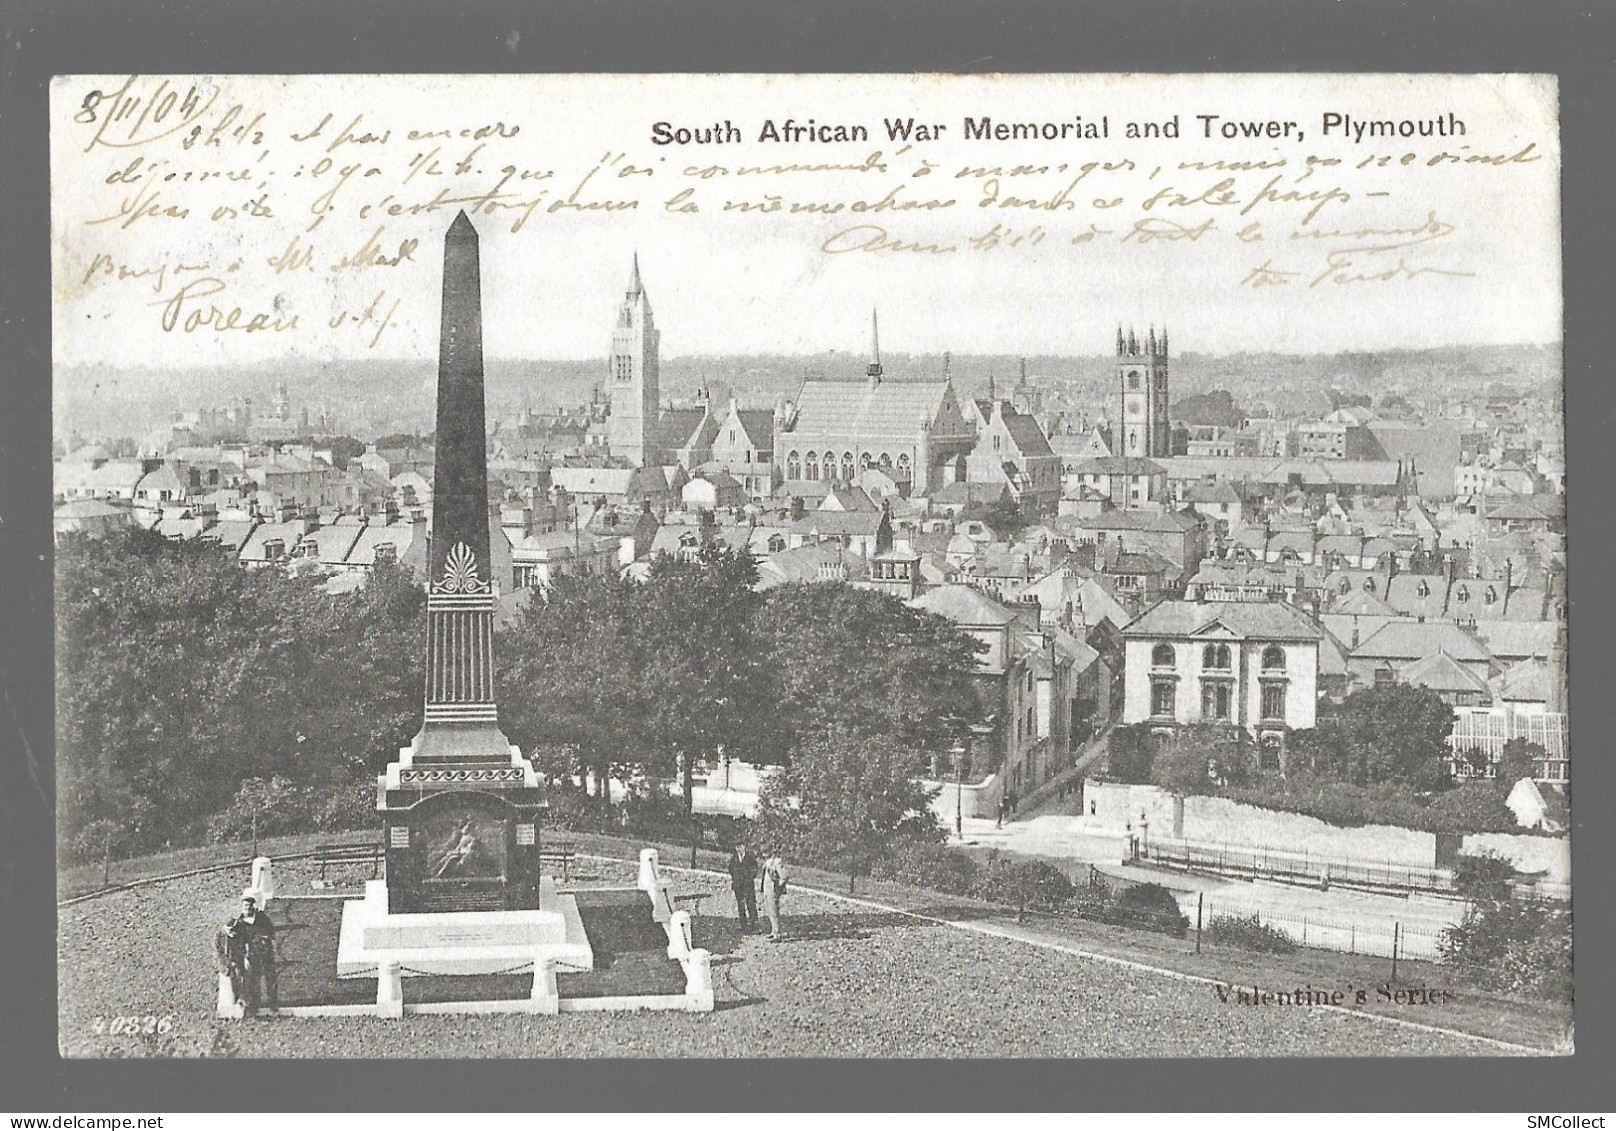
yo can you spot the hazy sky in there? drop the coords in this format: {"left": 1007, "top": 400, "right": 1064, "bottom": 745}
{"left": 52, "top": 73, "right": 1560, "bottom": 373}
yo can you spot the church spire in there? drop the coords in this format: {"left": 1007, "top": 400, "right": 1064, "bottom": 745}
{"left": 866, "top": 308, "right": 883, "bottom": 385}
{"left": 628, "top": 251, "right": 643, "bottom": 297}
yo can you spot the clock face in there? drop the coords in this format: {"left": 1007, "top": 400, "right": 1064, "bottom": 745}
{"left": 1127, "top": 401, "right": 1141, "bottom": 418}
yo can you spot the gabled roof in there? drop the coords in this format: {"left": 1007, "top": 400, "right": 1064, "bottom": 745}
{"left": 296, "top": 523, "right": 362, "bottom": 562}
{"left": 239, "top": 521, "right": 308, "bottom": 561}
{"left": 1398, "top": 651, "right": 1492, "bottom": 695}
{"left": 344, "top": 519, "right": 423, "bottom": 567}
{"left": 1352, "top": 620, "right": 1490, "bottom": 663}
{"left": 1063, "top": 508, "right": 1200, "bottom": 534}
{"left": 1489, "top": 657, "right": 1555, "bottom": 703}
{"left": 1474, "top": 619, "right": 1558, "bottom": 660}
{"left": 1002, "top": 411, "right": 1055, "bottom": 458}
{"left": 1185, "top": 481, "right": 1241, "bottom": 506}
{"left": 785, "top": 378, "right": 957, "bottom": 438}
{"left": 1122, "top": 600, "right": 1323, "bottom": 641}
{"left": 910, "top": 584, "right": 1019, "bottom": 627}
{"left": 794, "top": 511, "right": 884, "bottom": 537}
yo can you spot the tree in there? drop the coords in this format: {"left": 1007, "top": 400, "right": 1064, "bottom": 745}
{"left": 1308, "top": 685, "right": 1456, "bottom": 790}
{"left": 1104, "top": 723, "right": 1156, "bottom": 784}
{"left": 1496, "top": 738, "right": 1545, "bottom": 788}
{"left": 1152, "top": 723, "right": 1256, "bottom": 794}
{"left": 753, "top": 729, "right": 945, "bottom": 892}
{"left": 499, "top": 571, "right": 651, "bottom": 809}
{"left": 754, "top": 584, "right": 984, "bottom": 758}
{"left": 640, "top": 543, "right": 773, "bottom": 812}
{"left": 55, "top": 530, "right": 425, "bottom": 860}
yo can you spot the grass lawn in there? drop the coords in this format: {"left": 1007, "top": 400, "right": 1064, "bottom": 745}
{"left": 56, "top": 834, "right": 1561, "bottom": 1058}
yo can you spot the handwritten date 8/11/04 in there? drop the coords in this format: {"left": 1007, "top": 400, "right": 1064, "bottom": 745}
{"left": 92, "top": 1013, "right": 177, "bottom": 1036}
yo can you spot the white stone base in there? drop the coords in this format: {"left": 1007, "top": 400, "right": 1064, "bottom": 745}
{"left": 336, "top": 877, "right": 592, "bottom": 977}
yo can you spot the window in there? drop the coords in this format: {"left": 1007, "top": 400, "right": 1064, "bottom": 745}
{"left": 1416, "top": 579, "right": 1430, "bottom": 597}
{"left": 1201, "top": 681, "right": 1233, "bottom": 720}
{"left": 1485, "top": 586, "right": 1498, "bottom": 605}
{"left": 859, "top": 452, "right": 872, "bottom": 470}
{"left": 1151, "top": 643, "right": 1175, "bottom": 668}
{"left": 1027, "top": 707, "right": 1036, "bottom": 736}
{"left": 1202, "top": 643, "right": 1232, "bottom": 671}
{"left": 1261, "top": 683, "right": 1286, "bottom": 721}
{"left": 787, "top": 451, "right": 801, "bottom": 479}
{"left": 824, "top": 452, "right": 837, "bottom": 482}
{"left": 1455, "top": 584, "right": 1469, "bottom": 603}
{"left": 1259, "top": 733, "right": 1283, "bottom": 772}
{"left": 374, "top": 543, "right": 397, "bottom": 566}
{"left": 264, "top": 539, "right": 285, "bottom": 560}
{"left": 1128, "top": 371, "right": 1141, "bottom": 390}
{"left": 1262, "top": 645, "right": 1285, "bottom": 672}
{"left": 805, "top": 452, "right": 818, "bottom": 481}
{"left": 1151, "top": 680, "right": 1176, "bottom": 717}
{"left": 1363, "top": 577, "right": 1376, "bottom": 593}
{"left": 842, "top": 452, "right": 855, "bottom": 480}
{"left": 767, "top": 533, "right": 786, "bottom": 553}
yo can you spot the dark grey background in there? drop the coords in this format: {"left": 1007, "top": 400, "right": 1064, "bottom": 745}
{"left": 2, "top": 0, "right": 1611, "bottom": 1112}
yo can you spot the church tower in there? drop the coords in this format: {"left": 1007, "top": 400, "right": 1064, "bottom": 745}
{"left": 607, "top": 254, "right": 661, "bottom": 467}
{"left": 1117, "top": 324, "right": 1170, "bottom": 459}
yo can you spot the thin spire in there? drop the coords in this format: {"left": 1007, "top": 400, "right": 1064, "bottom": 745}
{"left": 1116, "top": 325, "right": 1125, "bottom": 355}
{"left": 866, "top": 308, "right": 883, "bottom": 382}
{"left": 1146, "top": 325, "right": 1157, "bottom": 356}
{"left": 1160, "top": 325, "right": 1169, "bottom": 356}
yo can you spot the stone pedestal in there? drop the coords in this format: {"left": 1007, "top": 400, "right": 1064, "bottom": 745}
{"left": 336, "top": 876, "right": 593, "bottom": 978}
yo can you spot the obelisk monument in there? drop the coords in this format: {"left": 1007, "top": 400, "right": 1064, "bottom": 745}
{"left": 375, "top": 210, "right": 546, "bottom": 914}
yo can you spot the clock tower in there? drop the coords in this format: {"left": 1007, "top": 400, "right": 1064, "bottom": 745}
{"left": 1117, "top": 324, "right": 1170, "bottom": 459}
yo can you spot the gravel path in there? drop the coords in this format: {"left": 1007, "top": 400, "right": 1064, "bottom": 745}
{"left": 58, "top": 857, "right": 1521, "bottom": 1058}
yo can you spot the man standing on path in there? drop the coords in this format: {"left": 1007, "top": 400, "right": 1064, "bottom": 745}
{"left": 727, "top": 842, "right": 759, "bottom": 932}
{"left": 236, "top": 896, "right": 278, "bottom": 1016}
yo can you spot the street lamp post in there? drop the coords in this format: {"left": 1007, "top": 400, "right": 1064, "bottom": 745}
{"left": 954, "top": 742, "right": 966, "bottom": 840}
{"left": 1140, "top": 811, "right": 1151, "bottom": 859}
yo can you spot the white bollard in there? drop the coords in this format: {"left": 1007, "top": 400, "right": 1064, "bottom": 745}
{"left": 376, "top": 960, "right": 404, "bottom": 1019}
{"left": 684, "top": 948, "right": 714, "bottom": 1012}
{"left": 242, "top": 856, "right": 276, "bottom": 904}
{"left": 530, "top": 958, "right": 560, "bottom": 1015}
{"left": 216, "top": 973, "right": 244, "bottom": 1019}
{"left": 667, "top": 910, "right": 693, "bottom": 958}
{"left": 638, "top": 848, "right": 660, "bottom": 892}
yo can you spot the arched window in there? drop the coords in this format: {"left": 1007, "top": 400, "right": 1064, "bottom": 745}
{"left": 824, "top": 451, "right": 837, "bottom": 482}
{"left": 1152, "top": 643, "right": 1175, "bottom": 668}
{"left": 1416, "top": 579, "right": 1430, "bottom": 598}
{"left": 1455, "top": 584, "right": 1469, "bottom": 603}
{"left": 879, "top": 452, "right": 893, "bottom": 470}
{"left": 1363, "top": 576, "right": 1377, "bottom": 594}
{"left": 786, "top": 451, "right": 801, "bottom": 480}
{"left": 859, "top": 452, "right": 872, "bottom": 471}
{"left": 1485, "top": 586, "right": 1498, "bottom": 605}
{"left": 804, "top": 452, "right": 818, "bottom": 481}
{"left": 1338, "top": 577, "right": 1351, "bottom": 593}
{"left": 895, "top": 453, "right": 911, "bottom": 478}
{"left": 1128, "top": 371, "right": 1141, "bottom": 390}
{"left": 842, "top": 452, "right": 855, "bottom": 480}
{"left": 1203, "top": 643, "right": 1232, "bottom": 670}
{"left": 1262, "top": 645, "right": 1286, "bottom": 672}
